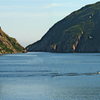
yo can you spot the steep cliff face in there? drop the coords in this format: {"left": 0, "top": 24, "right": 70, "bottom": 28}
{"left": 0, "top": 27, "right": 25, "bottom": 54}
{"left": 26, "top": 2, "right": 100, "bottom": 53}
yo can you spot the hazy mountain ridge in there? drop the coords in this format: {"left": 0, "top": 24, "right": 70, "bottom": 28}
{"left": 26, "top": 2, "right": 100, "bottom": 53}
{"left": 0, "top": 27, "right": 25, "bottom": 54}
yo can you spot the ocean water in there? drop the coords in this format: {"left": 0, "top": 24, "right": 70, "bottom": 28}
{"left": 0, "top": 52, "right": 100, "bottom": 100}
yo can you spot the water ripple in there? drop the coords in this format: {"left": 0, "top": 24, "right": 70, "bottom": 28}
{"left": 0, "top": 71, "right": 100, "bottom": 77}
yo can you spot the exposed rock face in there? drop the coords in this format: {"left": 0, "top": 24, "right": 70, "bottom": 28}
{"left": 26, "top": 2, "right": 100, "bottom": 53}
{"left": 0, "top": 27, "right": 26, "bottom": 54}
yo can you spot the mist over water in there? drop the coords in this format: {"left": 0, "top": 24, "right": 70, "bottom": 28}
{"left": 0, "top": 52, "right": 100, "bottom": 100}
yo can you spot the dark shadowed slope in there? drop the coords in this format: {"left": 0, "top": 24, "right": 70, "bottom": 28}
{"left": 26, "top": 2, "right": 100, "bottom": 53}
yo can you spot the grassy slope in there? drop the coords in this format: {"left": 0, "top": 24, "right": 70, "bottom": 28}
{"left": 0, "top": 28, "right": 25, "bottom": 54}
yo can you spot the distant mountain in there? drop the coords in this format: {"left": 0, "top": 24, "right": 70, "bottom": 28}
{"left": 0, "top": 27, "right": 26, "bottom": 54}
{"left": 26, "top": 2, "right": 100, "bottom": 53}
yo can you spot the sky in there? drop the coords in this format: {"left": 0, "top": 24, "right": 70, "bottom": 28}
{"left": 0, "top": 0, "right": 99, "bottom": 47}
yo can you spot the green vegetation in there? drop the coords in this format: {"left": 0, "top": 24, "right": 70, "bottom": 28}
{"left": 0, "top": 28, "right": 25, "bottom": 54}
{"left": 26, "top": 1, "right": 100, "bottom": 53}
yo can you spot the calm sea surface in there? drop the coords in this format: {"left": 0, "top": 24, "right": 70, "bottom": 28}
{"left": 0, "top": 52, "right": 100, "bottom": 100}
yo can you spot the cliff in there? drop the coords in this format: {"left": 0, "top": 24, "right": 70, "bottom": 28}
{"left": 26, "top": 2, "right": 100, "bottom": 53}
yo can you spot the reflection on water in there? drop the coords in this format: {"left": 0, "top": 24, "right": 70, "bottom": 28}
{"left": 0, "top": 52, "right": 100, "bottom": 100}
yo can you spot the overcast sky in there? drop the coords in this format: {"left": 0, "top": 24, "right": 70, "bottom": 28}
{"left": 0, "top": 0, "right": 99, "bottom": 47}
